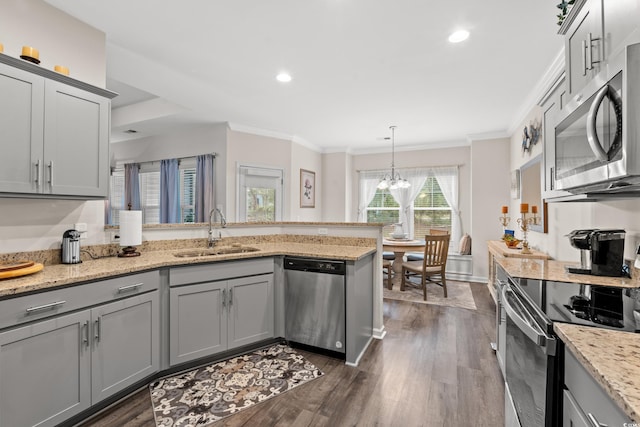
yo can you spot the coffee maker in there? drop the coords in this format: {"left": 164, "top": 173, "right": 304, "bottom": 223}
{"left": 567, "top": 229, "right": 625, "bottom": 276}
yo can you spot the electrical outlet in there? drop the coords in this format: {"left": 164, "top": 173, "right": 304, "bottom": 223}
{"left": 110, "top": 231, "right": 120, "bottom": 243}
{"left": 318, "top": 228, "right": 328, "bottom": 235}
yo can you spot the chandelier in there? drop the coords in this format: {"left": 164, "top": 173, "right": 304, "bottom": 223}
{"left": 377, "top": 126, "right": 410, "bottom": 190}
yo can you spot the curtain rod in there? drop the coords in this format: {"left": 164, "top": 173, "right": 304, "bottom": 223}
{"left": 115, "top": 153, "right": 217, "bottom": 169}
{"left": 356, "top": 163, "right": 464, "bottom": 172}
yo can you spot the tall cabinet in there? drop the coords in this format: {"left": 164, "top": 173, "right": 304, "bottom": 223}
{"left": 0, "top": 54, "right": 115, "bottom": 198}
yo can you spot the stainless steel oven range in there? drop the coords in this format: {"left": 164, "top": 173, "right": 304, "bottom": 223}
{"left": 501, "top": 274, "right": 640, "bottom": 427}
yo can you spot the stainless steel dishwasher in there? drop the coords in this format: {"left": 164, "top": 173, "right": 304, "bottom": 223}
{"left": 284, "top": 256, "right": 346, "bottom": 356}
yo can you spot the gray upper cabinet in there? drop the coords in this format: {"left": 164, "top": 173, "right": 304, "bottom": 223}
{"left": 43, "top": 81, "right": 110, "bottom": 197}
{"left": 0, "top": 55, "right": 115, "bottom": 199}
{"left": 541, "top": 75, "right": 573, "bottom": 200}
{"left": 0, "top": 63, "right": 44, "bottom": 194}
{"left": 560, "top": 0, "right": 640, "bottom": 102}
{"left": 562, "top": 0, "right": 604, "bottom": 99}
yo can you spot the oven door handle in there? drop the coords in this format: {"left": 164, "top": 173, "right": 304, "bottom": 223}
{"left": 502, "top": 285, "right": 556, "bottom": 354}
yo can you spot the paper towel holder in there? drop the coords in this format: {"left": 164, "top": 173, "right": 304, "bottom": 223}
{"left": 118, "top": 208, "right": 142, "bottom": 258}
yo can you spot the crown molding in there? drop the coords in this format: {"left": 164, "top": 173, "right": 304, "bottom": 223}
{"left": 507, "top": 46, "right": 565, "bottom": 136}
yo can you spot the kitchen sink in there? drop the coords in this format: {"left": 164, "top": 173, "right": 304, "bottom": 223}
{"left": 173, "top": 246, "right": 260, "bottom": 258}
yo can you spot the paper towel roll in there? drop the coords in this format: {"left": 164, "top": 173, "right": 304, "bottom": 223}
{"left": 119, "top": 210, "right": 142, "bottom": 247}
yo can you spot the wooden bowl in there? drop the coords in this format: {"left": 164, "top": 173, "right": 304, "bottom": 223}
{"left": 504, "top": 239, "right": 521, "bottom": 249}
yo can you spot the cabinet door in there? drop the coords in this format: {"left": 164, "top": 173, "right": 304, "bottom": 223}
{"left": 0, "top": 63, "right": 44, "bottom": 194}
{"left": 565, "top": 0, "right": 604, "bottom": 98}
{"left": 541, "top": 76, "right": 574, "bottom": 201}
{"left": 43, "top": 81, "right": 109, "bottom": 197}
{"left": 228, "top": 274, "right": 274, "bottom": 349}
{"left": 170, "top": 282, "right": 227, "bottom": 366}
{"left": 91, "top": 291, "right": 159, "bottom": 403}
{"left": 563, "top": 390, "right": 590, "bottom": 427}
{"left": 0, "top": 310, "right": 91, "bottom": 427}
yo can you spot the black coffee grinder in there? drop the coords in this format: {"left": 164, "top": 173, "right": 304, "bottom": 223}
{"left": 567, "top": 229, "right": 625, "bottom": 277}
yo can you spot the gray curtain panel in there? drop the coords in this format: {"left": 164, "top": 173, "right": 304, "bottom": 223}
{"left": 125, "top": 163, "right": 141, "bottom": 210}
{"left": 160, "top": 159, "right": 180, "bottom": 223}
{"left": 195, "top": 154, "right": 215, "bottom": 223}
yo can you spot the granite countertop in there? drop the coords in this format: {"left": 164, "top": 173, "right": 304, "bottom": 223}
{"left": 0, "top": 239, "right": 376, "bottom": 299}
{"left": 554, "top": 323, "right": 640, "bottom": 422}
{"left": 487, "top": 240, "right": 551, "bottom": 260}
{"left": 494, "top": 256, "right": 640, "bottom": 288}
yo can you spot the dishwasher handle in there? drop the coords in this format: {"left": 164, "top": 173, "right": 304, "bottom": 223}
{"left": 284, "top": 257, "right": 346, "bottom": 275}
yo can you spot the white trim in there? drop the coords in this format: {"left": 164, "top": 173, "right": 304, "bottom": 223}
{"left": 344, "top": 335, "right": 374, "bottom": 367}
{"left": 507, "top": 46, "right": 566, "bottom": 136}
{"left": 373, "top": 325, "right": 387, "bottom": 340}
{"left": 466, "top": 131, "right": 511, "bottom": 142}
{"left": 349, "top": 139, "right": 470, "bottom": 155}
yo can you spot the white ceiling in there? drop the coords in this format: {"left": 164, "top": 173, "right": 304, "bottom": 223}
{"left": 45, "top": 0, "right": 564, "bottom": 152}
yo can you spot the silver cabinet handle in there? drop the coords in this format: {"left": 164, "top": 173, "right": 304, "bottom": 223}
{"left": 587, "top": 413, "right": 608, "bottom": 427}
{"left": 117, "top": 283, "right": 143, "bottom": 293}
{"left": 222, "top": 289, "right": 227, "bottom": 307}
{"left": 229, "top": 288, "right": 233, "bottom": 306}
{"left": 582, "top": 39, "right": 588, "bottom": 76}
{"left": 26, "top": 300, "right": 66, "bottom": 313}
{"left": 34, "top": 160, "right": 40, "bottom": 185}
{"left": 81, "top": 321, "right": 89, "bottom": 348}
{"left": 587, "top": 32, "right": 600, "bottom": 70}
{"left": 94, "top": 318, "right": 101, "bottom": 342}
{"left": 47, "top": 161, "right": 53, "bottom": 185}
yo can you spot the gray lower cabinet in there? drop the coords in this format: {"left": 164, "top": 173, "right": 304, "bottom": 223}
{"left": 170, "top": 281, "right": 227, "bottom": 365}
{"left": 563, "top": 348, "right": 632, "bottom": 426}
{"left": 91, "top": 291, "right": 160, "bottom": 403}
{"left": 0, "top": 271, "right": 160, "bottom": 427}
{"left": 169, "top": 273, "right": 274, "bottom": 366}
{"left": 0, "top": 310, "right": 91, "bottom": 427}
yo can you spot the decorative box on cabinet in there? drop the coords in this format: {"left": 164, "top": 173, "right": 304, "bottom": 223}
{"left": 0, "top": 54, "right": 115, "bottom": 199}
{"left": 0, "top": 271, "right": 159, "bottom": 427}
{"left": 169, "top": 259, "right": 275, "bottom": 366}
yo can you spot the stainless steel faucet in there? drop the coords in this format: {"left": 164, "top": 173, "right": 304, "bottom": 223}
{"left": 208, "top": 207, "right": 227, "bottom": 248}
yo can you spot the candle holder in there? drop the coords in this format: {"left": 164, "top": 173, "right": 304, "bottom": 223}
{"left": 516, "top": 212, "right": 538, "bottom": 254}
{"left": 498, "top": 213, "right": 510, "bottom": 234}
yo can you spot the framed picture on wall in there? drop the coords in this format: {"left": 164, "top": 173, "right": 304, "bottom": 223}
{"left": 300, "top": 169, "right": 315, "bottom": 208}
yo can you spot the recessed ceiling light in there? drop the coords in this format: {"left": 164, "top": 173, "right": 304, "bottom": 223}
{"left": 276, "top": 72, "right": 292, "bottom": 83}
{"left": 448, "top": 30, "right": 470, "bottom": 43}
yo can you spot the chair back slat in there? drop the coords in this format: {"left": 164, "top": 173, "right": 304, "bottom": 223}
{"left": 422, "top": 234, "right": 450, "bottom": 268}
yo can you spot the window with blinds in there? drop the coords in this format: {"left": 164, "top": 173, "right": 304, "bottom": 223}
{"left": 413, "top": 177, "right": 452, "bottom": 238}
{"left": 108, "top": 162, "right": 198, "bottom": 225}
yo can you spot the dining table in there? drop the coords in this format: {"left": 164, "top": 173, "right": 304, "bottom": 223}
{"left": 382, "top": 238, "right": 426, "bottom": 289}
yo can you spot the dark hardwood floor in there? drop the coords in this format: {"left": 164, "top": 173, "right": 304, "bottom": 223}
{"left": 79, "top": 282, "right": 504, "bottom": 427}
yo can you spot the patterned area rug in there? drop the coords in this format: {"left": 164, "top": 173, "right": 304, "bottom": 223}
{"left": 383, "top": 279, "right": 477, "bottom": 310}
{"left": 149, "top": 344, "right": 323, "bottom": 426}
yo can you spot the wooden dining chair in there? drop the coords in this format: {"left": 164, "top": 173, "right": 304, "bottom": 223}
{"left": 400, "top": 234, "right": 450, "bottom": 300}
{"left": 406, "top": 228, "right": 450, "bottom": 262}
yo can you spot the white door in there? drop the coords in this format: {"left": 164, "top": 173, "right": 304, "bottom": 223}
{"left": 237, "top": 165, "right": 284, "bottom": 222}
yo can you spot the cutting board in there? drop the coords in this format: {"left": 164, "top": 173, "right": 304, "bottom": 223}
{"left": 0, "top": 262, "right": 44, "bottom": 280}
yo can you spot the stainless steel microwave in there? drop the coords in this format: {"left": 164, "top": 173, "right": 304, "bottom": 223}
{"left": 554, "top": 42, "right": 640, "bottom": 194}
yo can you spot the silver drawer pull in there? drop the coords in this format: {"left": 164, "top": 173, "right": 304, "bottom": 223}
{"left": 117, "top": 283, "right": 143, "bottom": 293}
{"left": 587, "top": 413, "right": 608, "bottom": 427}
{"left": 26, "top": 300, "right": 66, "bottom": 313}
